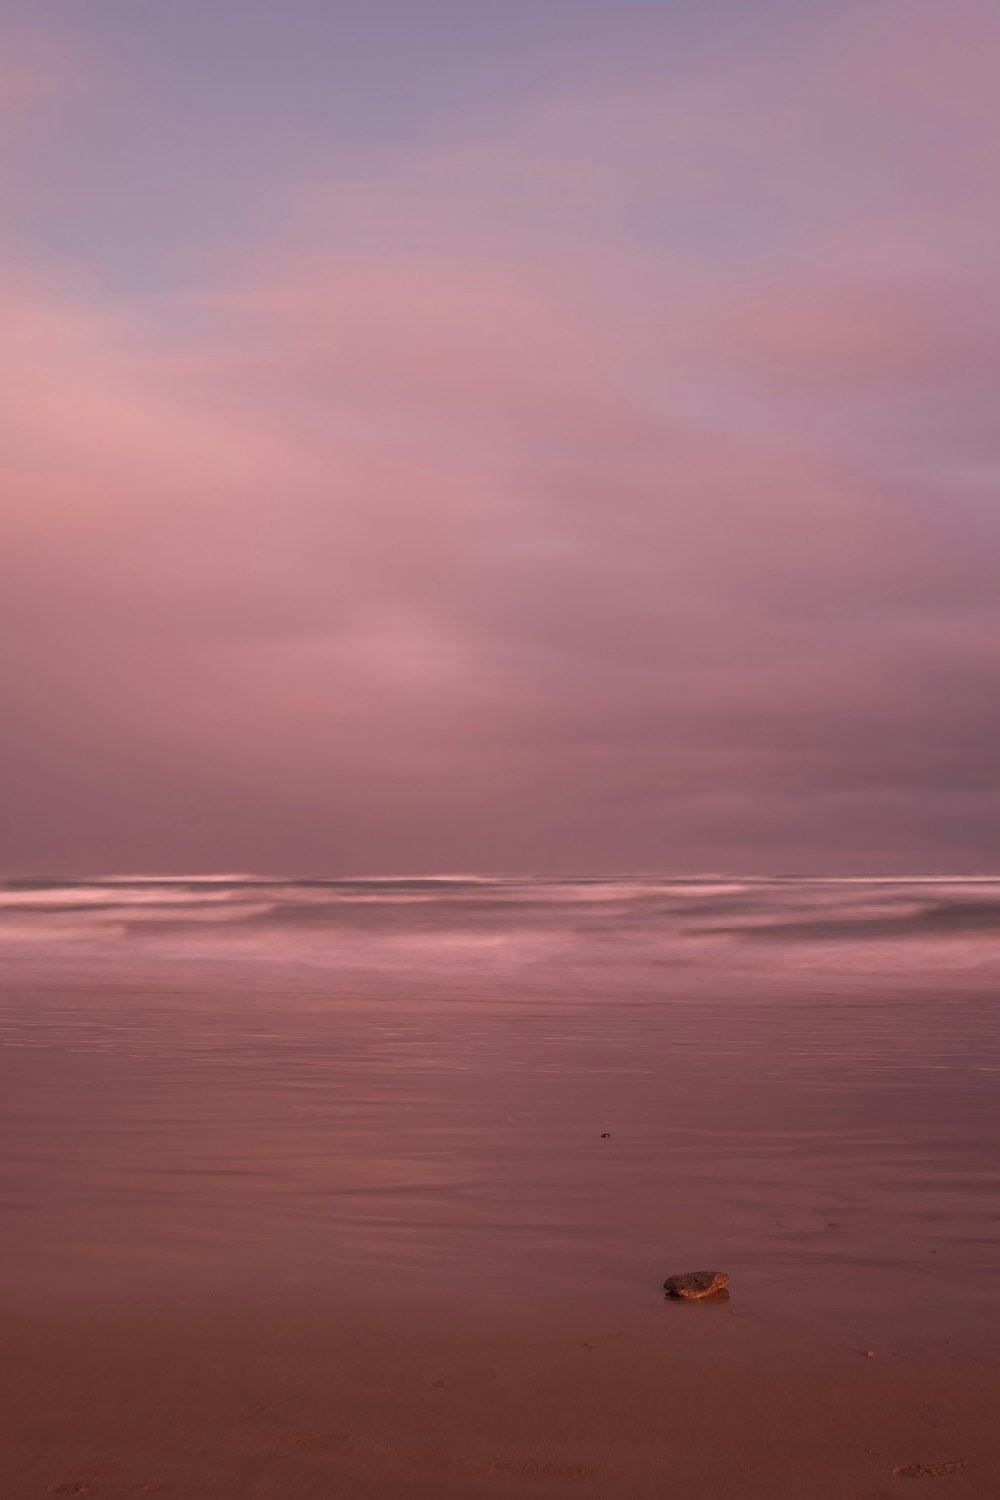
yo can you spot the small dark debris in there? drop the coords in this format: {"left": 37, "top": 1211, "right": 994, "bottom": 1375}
{"left": 891, "top": 1460, "right": 966, "bottom": 1478}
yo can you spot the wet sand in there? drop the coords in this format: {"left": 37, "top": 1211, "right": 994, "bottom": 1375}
{"left": 4, "top": 1282, "right": 1000, "bottom": 1499}
{"left": 2, "top": 877, "right": 1000, "bottom": 1495}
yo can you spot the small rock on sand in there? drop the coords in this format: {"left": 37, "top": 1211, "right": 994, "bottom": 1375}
{"left": 663, "top": 1271, "right": 729, "bottom": 1300}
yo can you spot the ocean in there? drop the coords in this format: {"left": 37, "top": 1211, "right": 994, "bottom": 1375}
{"left": 2, "top": 875, "right": 999, "bottom": 1352}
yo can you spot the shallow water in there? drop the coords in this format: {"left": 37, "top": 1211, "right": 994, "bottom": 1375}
{"left": 1, "top": 876, "right": 999, "bottom": 1351}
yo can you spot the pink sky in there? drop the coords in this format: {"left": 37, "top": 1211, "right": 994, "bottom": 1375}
{"left": 3, "top": 0, "right": 1000, "bottom": 874}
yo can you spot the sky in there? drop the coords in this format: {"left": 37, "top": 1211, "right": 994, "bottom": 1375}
{"left": 2, "top": 0, "right": 1000, "bottom": 876}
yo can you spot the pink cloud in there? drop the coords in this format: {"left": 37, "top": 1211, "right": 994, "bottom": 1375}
{"left": 2, "top": 0, "right": 1000, "bottom": 873}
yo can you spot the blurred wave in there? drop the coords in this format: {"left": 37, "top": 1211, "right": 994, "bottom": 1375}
{"left": 2, "top": 875, "right": 1000, "bottom": 979}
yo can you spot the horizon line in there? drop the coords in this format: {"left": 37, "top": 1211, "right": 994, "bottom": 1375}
{"left": 4, "top": 872, "right": 1000, "bottom": 886}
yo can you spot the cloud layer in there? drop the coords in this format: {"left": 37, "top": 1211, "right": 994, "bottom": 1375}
{"left": 3, "top": 0, "right": 1000, "bottom": 874}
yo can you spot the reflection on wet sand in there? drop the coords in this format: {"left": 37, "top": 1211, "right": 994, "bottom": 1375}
{"left": 2, "top": 876, "right": 999, "bottom": 1345}
{"left": 1, "top": 877, "right": 999, "bottom": 1495}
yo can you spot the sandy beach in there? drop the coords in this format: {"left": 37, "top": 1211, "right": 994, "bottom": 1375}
{"left": 2, "top": 877, "right": 1000, "bottom": 1496}
{"left": 3, "top": 1281, "right": 999, "bottom": 1498}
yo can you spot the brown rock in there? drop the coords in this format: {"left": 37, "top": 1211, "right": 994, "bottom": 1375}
{"left": 663, "top": 1271, "right": 729, "bottom": 1300}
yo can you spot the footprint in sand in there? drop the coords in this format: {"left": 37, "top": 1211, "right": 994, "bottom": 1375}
{"left": 293, "top": 1431, "right": 360, "bottom": 1458}
{"left": 491, "top": 1459, "right": 593, "bottom": 1481}
{"left": 48, "top": 1482, "right": 166, "bottom": 1496}
{"left": 891, "top": 1460, "right": 967, "bottom": 1478}
{"left": 48, "top": 1470, "right": 120, "bottom": 1495}
{"left": 285, "top": 1432, "right": 593, "bottom": 1485}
